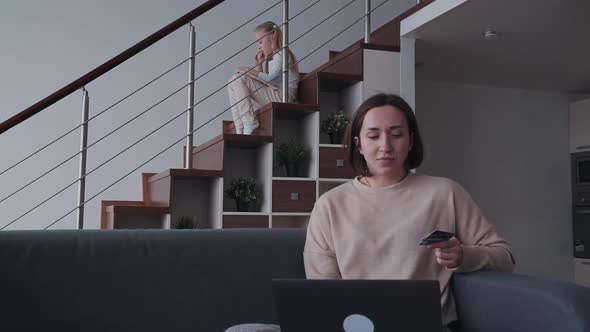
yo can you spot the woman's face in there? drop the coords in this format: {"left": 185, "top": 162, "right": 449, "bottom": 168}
{"left": 354, "top": 105, "right": 413, "bottom": 177}
{"left": 255, "top": 29, "right": 275, "bottom": 57}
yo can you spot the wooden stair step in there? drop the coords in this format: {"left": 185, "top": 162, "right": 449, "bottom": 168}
{"left": 298, "top": 42, "right": 401, "bottom": 104}
{"left": 142, "top": 173, "right": 157, "bottom": 202}
{"left": 107, "top": 205, "right": 170, "bottom": 215}
{"left": 270, "top": 102, "right": 319, "bottom": 120}
{"left": 303, "top": 42, "right": 363, "bottom": 81}
{"left": 360, "top": 42, "right": 400, "bottom": 52}
{"left": 222, "top": 102, "right": 318, "bottom": 134}
{"left": 221, "top": 120, "right": 273, "bottom": 135}
{"left": 101, "top": 200, "right": 170, "bottom": 229}
{"left": 317, "top": 72, "right": 363, "bottom": 92}
{"left": 100, "top": 200, "right": 145, "bottom": 229}
{"left": 301, "top": 42, "right": 399, "bottom": 85}
{"left": 195, "top": 133, "right": 273, "bottom": 151}
{"left": 149, "top": 168, "right": 222, "bottom": 182}
{"left": 224, "top": 133, "right": 273, "bottom": 148}
{"left": 222, "top": 120, "right": 236, "bottom": 134}
{"left": 299, "top": 43, "right": 363, "bottom": 104}
{"left": 145, "top": 168, "right": 222, "bottom": 208}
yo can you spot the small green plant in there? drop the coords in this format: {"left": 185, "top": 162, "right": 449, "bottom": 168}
{"left": 224, "top": 177, "right": 262, "bottom": 212}
{"left": 173, "top": 216, "right": 197, "bottom": 229}
{"left": 321, "top": 110, "right": 350, "bottom": 144}
{"left": 276, "top": 141, "right": 308, "bottom": 177}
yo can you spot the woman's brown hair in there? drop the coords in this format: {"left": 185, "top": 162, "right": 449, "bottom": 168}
{"left": 344, "top": 93, "right": 424, "bottom": 175}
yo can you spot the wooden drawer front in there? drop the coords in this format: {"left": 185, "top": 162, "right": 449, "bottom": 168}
{"left": 272, "top": 180, "right": 316, "bottom": 212}
{"left": 319, "top": 147, "right": 356, "bottom": 179}
{"left": 223, "top": 215, "right": 269, "bottom": 229}
{"left": 272, "top": 216, "right": 310, "bottom": 229}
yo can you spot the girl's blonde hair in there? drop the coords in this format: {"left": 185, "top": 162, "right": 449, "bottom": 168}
{"left": 255, "top": 21, "right": 299, "bottom": 73}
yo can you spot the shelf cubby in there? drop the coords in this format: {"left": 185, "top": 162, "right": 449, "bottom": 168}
{"left": 223, "top": 144, "right": 272, "bottom": 213}
{"left": 272, "top": 110, "right": 319, "bottom": 179}
{"left": 319, "top": 83, "right": 362, "bottom": 145}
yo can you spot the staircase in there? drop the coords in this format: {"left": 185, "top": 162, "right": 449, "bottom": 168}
{"left": 100, "top": 0, "right": 433, "bottom": 229}
{"left": 0, "top": 0, "right": 434, "bottom": 231}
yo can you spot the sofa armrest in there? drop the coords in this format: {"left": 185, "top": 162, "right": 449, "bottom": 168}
{"left": 452, "top": 271, "right": 590, "bottom": 332}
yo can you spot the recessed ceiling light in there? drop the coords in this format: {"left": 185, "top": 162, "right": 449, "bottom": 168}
{"left": 483, "top": 28, "right": 499, "bottom": 40}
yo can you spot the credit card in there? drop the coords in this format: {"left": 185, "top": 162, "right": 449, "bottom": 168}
{"left": 418, "top": 230, "right": 455, "bottom": 245}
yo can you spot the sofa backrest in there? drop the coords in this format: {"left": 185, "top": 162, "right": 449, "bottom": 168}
{"left": 453, "top": 271, "right": 590, "bottom": 332}
{"left": 0, "top": 229, "right": 306, "bottom": 332}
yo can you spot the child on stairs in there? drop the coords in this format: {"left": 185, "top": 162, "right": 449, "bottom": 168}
{"left": 227, "top": 21, "right": 299, "bottom": 135}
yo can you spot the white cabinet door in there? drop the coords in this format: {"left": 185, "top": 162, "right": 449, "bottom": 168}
{"left": 574, "top": 258, "right": 590, "bottom": 288}
{"left": 570, "top": 99, "right": 590, "bottom": 153}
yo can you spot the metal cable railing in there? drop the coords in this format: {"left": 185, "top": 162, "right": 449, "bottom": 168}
{"left": 1, "top": 0, "right": 389, "bottom": 230}
{"left": 0, "top": 1, "right": 283, "bottom": 181}
{"left": 0, "top": 57, "right": 188, "bottom": 178}
{"left": 40, "top": 0, "right": 390, "bottom": 230}
{"left": 0, "top": 1, "right": 284, "bottom": 181}
{"left": 0, "top": 0, "right": 226, "bottom": 136}
{"left": 0, "top": 0, "right": 326, "bottom": 230}
{"left": 0, "top": 2, "right": 302, "bottom": 208}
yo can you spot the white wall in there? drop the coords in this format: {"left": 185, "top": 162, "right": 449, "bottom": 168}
{"left": 363, "top": 49, "right": 401, "bottom": 98}
{"left": 0, "top": 0, "right": 415, "bottom": 230}
{"left": 416, "top": 79, "right": 573, "bottom": 282}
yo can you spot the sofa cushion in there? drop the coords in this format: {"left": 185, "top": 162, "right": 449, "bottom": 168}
{"left": 0, "top": 229, "right": 306, "bottom": 332}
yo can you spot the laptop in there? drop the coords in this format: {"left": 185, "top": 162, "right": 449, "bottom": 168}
{"left": 272, "top": 279, "right": 443, "bottom": 332}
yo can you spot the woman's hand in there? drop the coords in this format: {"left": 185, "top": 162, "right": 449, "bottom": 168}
{"left": 429, "top": 237, "right": 463, "bottom": 269}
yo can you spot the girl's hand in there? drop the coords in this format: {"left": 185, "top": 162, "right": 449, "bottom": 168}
{"left": 255, "top": 51, "right": 265, "bottom": 66}
{"left": 430, "top": 236, "right": 463, "bottom": 269}
{"left": 236, "top": 66, "right": 251, "bottom": 74}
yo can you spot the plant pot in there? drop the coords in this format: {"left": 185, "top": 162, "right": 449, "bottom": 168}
{"left": 235, "top": 200, "right": 250, "bottom": 212}
{"left": 329, "top": 133, "right": 343, "bottom": 144}
{"left": 284, "top": 162, "right": 298, "bottom": 177}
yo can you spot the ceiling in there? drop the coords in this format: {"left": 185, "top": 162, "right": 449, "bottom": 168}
{"left": 409, "top": 0, "right": 590, "bottom": 94}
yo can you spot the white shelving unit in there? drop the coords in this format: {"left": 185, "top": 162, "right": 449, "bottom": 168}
{"left": 213, "top": 48, "right": 401, "bottom": 229}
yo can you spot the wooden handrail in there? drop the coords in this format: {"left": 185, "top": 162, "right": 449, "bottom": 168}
{"left": 0, "top": 0, "right": 224, "bottom": 135}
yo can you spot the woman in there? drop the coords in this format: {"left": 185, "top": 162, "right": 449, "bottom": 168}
{"left": 304, "top": 93, "right": 515, "bottom": 331}
{"left": 227, "top": 21, "right": 299, "bottom": 135}
{"left": 226, "top": 93, "right": 516, "bottom": 332}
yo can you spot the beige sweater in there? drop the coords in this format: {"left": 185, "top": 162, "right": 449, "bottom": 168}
{"left": 303, "top": 172, "right": 516, "bottom": 325}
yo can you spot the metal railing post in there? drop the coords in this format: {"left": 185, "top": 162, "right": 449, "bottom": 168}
{"left": 364, "top": 0, "right": 371, "bottom": 43}
{"left": 185, "top": 23, "right": 196, "bottom": 169}
{"left": 282, "top": 0, "right": 289, "bottom": 103}
{"left": 76, "top": 88, "right": 89, "bottom": 229}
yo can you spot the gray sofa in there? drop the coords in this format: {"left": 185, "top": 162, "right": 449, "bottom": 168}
{"left": 0, "top": 229, "right": 589, "bottom": 332}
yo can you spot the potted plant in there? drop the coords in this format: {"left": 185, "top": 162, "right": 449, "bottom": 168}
{"left": 276, "top": 141, "right": 309, "bottom": 177}
{"left": 321, "top": 110, "right": 350, "bottom": 144}
{"left": 173, "top": 216, "right": 197, "bottom": 229}
{"left": 224, "top": 177, "right": 262, "bottom": 212}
